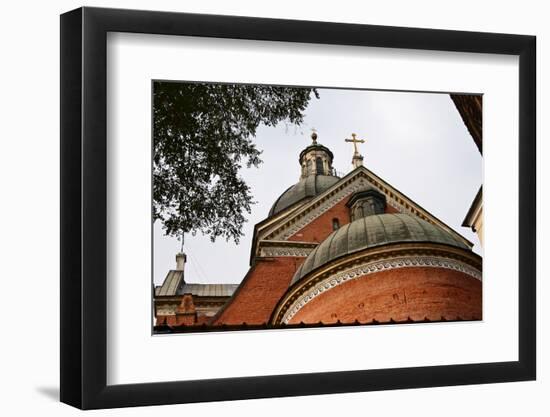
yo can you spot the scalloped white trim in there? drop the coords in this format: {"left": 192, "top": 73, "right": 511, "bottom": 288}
{"left": 280, "top": 255, "right": 481, "bottom": 324}
{"left": 259, "top": 246, "right": 315, "bottom": 257}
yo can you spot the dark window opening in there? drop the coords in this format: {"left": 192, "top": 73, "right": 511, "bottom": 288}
{"left": 332, "top": 218, "right": 340, "bottom": 231}
{"left": 316, "top": 157, "right": 324, "bottom": 175}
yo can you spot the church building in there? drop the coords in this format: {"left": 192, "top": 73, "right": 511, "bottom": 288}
{"left": 154, "top": 131, "right": 482, "bottom": 331}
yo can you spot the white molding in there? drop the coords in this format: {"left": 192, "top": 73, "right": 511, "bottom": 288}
{"left": 156, "top": 307, "right": 176, "bottom": 316}
{"left": 279, "top": 255, "right": 482, "bottom": 324}
{"left": 259, "top": 246, "right": 315, "bottom": 257}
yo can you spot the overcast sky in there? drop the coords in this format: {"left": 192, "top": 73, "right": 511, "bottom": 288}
{"left": 153, "top": 88, "right": 482, "bottom": 286}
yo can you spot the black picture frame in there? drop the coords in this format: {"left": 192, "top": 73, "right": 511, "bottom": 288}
{"left": 60, "top": 6, "right": 536, "bottom": 410}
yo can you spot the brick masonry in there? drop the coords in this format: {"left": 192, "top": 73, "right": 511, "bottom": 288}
{"left": 159, "top": 294, "right": 197, "bottom": 326}
{"left": 287, "top": 196, "right": 351, "bottom": 243}
{"left": 288, "top": 266, "right": 482, "bottom": 324}
{"left": 287, "top": 197, "right": 399, "bottom": 244}
{"left": 212, "top": 257, "right": 306, "bottom": 325}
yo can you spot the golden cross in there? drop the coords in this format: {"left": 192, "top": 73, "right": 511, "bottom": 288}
{"left": 345, "top": 133, "right": 365, "bottom": 155}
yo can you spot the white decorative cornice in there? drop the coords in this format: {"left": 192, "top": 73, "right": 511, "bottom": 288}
{"left": 260, "top": 246, "right": 315, "bottom": 257}
{"left": 277, "top": 255, "right": 481, "bottom": 324}
{"left": 257, "top": 240, "right": 318, "bottom": 258}
{"left": 156, "top": 306, "right": 177, "bottom": 316}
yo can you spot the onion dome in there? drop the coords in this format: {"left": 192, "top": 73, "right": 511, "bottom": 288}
{"left": 290, "top": 213, "right": 469, "bottom": 285}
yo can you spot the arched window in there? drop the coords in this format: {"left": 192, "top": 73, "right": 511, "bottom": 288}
{"left": 358, "top": 204, "right": 365, "bottom": 218}
{"left": 306, "top": 159, "right": 313, "bottom": 175}
{"left": 332, "top": 218, "right": 340, "bottom": 231}
{"left": 316, "top": 157, "right": 324, "bottom": 175}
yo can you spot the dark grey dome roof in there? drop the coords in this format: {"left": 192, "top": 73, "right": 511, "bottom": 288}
{"left": 269, "top": 175, "right": 340, "bottom": 216}
{"left": 291, "top": 213, "right": 469, "bottom": 285}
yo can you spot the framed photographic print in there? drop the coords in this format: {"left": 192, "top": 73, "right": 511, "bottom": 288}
{"left": 60, "top": 6, "right": 536, "bottom": 409}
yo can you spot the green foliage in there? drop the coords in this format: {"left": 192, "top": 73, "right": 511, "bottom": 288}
{"left": 153, "top": 82, "right": 318, "bottom": 243}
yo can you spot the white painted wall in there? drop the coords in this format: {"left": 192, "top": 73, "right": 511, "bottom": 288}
{"left": 0, "top": 0, "right": 545, "bottom": 415}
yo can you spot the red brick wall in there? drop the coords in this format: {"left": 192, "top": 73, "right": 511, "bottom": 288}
{"left": 159, "top": 313, "right": 197, "bottom": 326}
{"left": 213, "top": 257, "right": 306, "bottom": 325}
{"left": 288, "top": 197, "right": 351, "bottom": 243}
{"left": 157, "top": 312, "right": 211, "bottom": 326}
{"left": 288, "top": 267, "right": 482, "bottom": 324}
{"left": 288, "top": 197, "right": 400, "bottom": 243}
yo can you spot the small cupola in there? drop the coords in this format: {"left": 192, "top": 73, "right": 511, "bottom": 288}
{"left": 298, "top": 131, "right": 336, "bottom": 179}
{"left": 346, "top": 188, "right": 386, "bottom": 221}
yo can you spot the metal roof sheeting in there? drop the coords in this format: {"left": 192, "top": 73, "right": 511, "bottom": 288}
{"left": 269, "top": 174, "right": 340, "bottom": 216}
{"left": 291, "top": 213, "right": 470, "bottom": 285}
{"left": 156, "top": 270, "right": 184, "bottom": 296}
{"left": 178, "top": 283, "right": 238, "bottom": 297}
{"left": 156, "top": 271, "right": 238, "bottom": 298}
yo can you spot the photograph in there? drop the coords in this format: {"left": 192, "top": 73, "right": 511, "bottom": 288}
{"left": 152, "top": 82, "right": 483, "bottom": 333}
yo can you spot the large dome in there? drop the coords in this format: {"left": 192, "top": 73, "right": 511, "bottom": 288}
{"left": 269, "top": 175, "right": 340, "bottom": 216}
{"left": 291, "top": 213, "right": 469, "bottom": 285}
